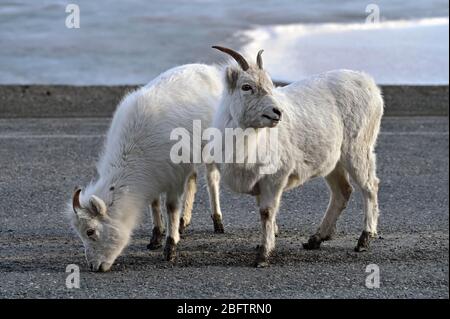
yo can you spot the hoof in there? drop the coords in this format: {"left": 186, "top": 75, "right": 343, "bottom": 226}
{"left": 179, "top": 218, "right": 190, "bottom": 234}
{"left": 254, "top": 246, "right": 270, "bottom": 268}
{"left": 163, "top": 237, "right": 177, "bottom": 262}
{"left": 212, "top": 215, "right": 224, "bottom": 233}
{"left": 322, "top": 228, "right": 336, "bottom": 241}
{"left": 354, "top": 230, "right": 371, "bottom": 252}
{"left": 303, "top": 234, "right": 322, "bottom": 250}
{"left": 147, "top": 227, "right": 164, "bottom": 250}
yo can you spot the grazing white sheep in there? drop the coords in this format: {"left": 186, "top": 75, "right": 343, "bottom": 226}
{"left": 67, "top": 64, "right": 224, "bottom": 272}
{"left": 212, "top": 46, "right": 383, "bottom": 267}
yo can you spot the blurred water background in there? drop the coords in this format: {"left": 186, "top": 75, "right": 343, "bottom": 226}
{"left": 0, "top": 0, "right": 448, "bottom": 84}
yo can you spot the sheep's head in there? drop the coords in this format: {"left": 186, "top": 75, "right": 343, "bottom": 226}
{"left": 213, "top": 46, "right": 282, "bottom": 129}
{"left": 68, "top": 188, "right": 131, "bottom": 272}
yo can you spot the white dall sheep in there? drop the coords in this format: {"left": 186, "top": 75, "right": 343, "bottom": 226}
{"left": 212, "top": 46, "right": 383, "bottom": 267}
{"left": 68, "top": 64, "right": 224, "bottom": 272}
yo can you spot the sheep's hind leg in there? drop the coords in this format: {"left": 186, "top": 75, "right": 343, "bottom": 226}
{"left": 147, "top": 197, "right": 165, "bottom": 250}
{"left": 254, "top": 181, "right": 284, "bottom": 268}
{"left": 179, "top": 172, "right": 197, "bottom": 234}
{"left": 206, "top": 164, "right": 224, "bottom": 233}
{"left": 303, "top": 163, "right": 353, "bottom": 250}
{"left": 163, "top": 193, "right": 182, "bottom": 262}
{"left": 343, "top": 150, "right": 379, "bottom": 252}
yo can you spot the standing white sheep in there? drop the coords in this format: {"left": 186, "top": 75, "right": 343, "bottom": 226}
{"left": 212, "top": 46, "right": 383, "bottom": 267}
{"left": 67, "top": 64, "right": 224, "bottom": 272}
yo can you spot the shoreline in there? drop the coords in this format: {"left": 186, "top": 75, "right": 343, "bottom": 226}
{"left": 0, "top": 84, "right": 447, "bottom": 118}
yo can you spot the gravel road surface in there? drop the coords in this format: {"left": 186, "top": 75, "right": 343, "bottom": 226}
{"left": 0, "top": 116, "right": 448, "bottom": 298}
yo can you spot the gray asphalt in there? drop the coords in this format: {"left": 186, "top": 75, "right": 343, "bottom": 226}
{"left": 0, "top": 116, "right": 448, "bottom": 298}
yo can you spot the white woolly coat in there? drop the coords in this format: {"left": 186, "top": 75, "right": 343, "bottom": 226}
{"left": 80, "top": 64, "right": 223, "bottom": 218}
{"left": 214, "top": 70, "right": 384, "bottom": 194}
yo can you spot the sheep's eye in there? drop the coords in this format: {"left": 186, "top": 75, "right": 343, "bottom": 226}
{"left": 241, "top": 84, "right": 252, "bottom": 92}
{"left": 86, "top": 229, "right": 95, "bottom": 237}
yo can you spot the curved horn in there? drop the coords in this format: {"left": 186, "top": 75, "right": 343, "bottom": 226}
{"left": 256, "top": 49, "right": 264, "bottom": 70}
{"left": 212, "top": 45, "right": 249, "bottom": 71}
{"left": 72, "top": 188, "right": 82, "bottom": 215}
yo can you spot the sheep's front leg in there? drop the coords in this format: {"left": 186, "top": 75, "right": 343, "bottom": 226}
{"left": 254, "top": 181, "right": 284, "bottom": 268}
{"left": 147, "top": 197, "right": 165, "bottom": 250}
{"left": 256, "top": 195, "right": 279, "bottom": 237}
{"left": 206, "top": 163, "right": 224, "bottom": 233}
{"left": 163, "top": 193, "right": 182, "bottom": 262}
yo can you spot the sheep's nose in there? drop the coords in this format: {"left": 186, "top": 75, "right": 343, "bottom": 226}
{"left": 272, "top": 108, "right": 282, "bottom": 118}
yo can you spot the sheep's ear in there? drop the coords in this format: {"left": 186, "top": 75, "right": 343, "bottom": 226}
{"left": 90, "top": 195, "right": 107, "bottom": 216}
{"left": 225, "top": 67, "right": 239, "bottom": 91}
{"left": 72, "top": 188, "right": 82, "bottom": 215}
